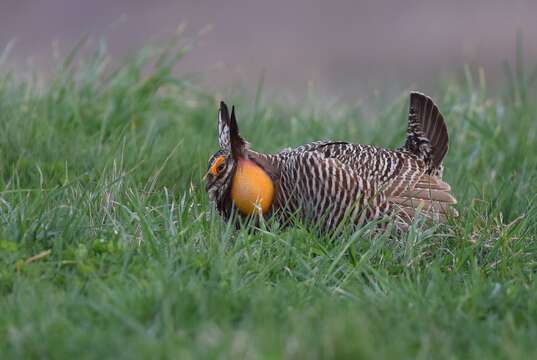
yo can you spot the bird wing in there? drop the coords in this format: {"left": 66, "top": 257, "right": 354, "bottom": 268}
{"left": 298, "top": 141, "right": 458, "bottom": 223}
{"left": 382, "top": 160, "right": 458, "bottom": 222}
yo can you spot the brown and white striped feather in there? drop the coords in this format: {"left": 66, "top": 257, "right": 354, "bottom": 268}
{"left": 272, "top": 150, "right": 389, "bottom": 231}
{"left": 269, "top": 140, "right": 457, "bottom": 228}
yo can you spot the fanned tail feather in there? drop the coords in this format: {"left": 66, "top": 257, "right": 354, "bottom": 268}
{"left": 404, "top": 92, "right": 449, "bottom": 173}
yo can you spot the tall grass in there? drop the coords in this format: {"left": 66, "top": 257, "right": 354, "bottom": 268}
{"left": 0, "top": 41, "right": 536, "bottom": 359}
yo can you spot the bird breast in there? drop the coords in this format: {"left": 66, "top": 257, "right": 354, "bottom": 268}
{"left": 231, "top": 159, "right": 274, "bottom": 215}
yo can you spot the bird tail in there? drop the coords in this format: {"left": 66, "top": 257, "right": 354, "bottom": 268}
{"left": 403, "top": 92, "right": 449, "bottom": 174}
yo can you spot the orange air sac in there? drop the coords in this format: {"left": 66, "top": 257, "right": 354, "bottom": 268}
{"left": 231, "top": 159, "right": 274, "bottom": 215}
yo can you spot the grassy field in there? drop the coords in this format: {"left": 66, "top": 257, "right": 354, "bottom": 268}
{"left": 1, "top": 43, "right": 537, "bottom": 359}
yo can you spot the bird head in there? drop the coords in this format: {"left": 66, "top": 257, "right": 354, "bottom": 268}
{"left": 205, "top": 102, "right": 246, "bottom": 218}
{"left": 205, "top": 102, "right": 275, "bottom": 220}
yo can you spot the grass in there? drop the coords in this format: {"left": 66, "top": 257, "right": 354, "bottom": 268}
{"left": 0, "top": 41, "right": 537, "bottom": 359}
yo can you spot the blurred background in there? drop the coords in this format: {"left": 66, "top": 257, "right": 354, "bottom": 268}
{"left": 1, "top": 0, "right": 536, "bottom": 100}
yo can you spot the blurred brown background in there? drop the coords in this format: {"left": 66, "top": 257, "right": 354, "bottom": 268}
{"left": 1, "top": 0, "right": 536, "bottom": 100}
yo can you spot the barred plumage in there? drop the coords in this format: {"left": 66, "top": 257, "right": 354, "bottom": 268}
{"left": 205, "top": 92, "right": 457, "bottom": 232}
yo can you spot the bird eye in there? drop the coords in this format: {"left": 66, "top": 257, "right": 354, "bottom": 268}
{"left": 210, "top": 156, "right": 226, "bottom": 175}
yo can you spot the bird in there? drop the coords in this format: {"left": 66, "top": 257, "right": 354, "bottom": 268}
{"left": 205, "top": 92, "right": 457, "bottom": 232}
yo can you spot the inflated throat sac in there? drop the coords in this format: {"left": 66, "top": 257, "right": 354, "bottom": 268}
{"left": 231, "top": 159, "right": 274, "bottom": 215}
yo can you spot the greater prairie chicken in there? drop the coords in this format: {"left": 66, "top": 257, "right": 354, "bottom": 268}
{"left": 205, "top": 92, "right": 457, "bottom": 232}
